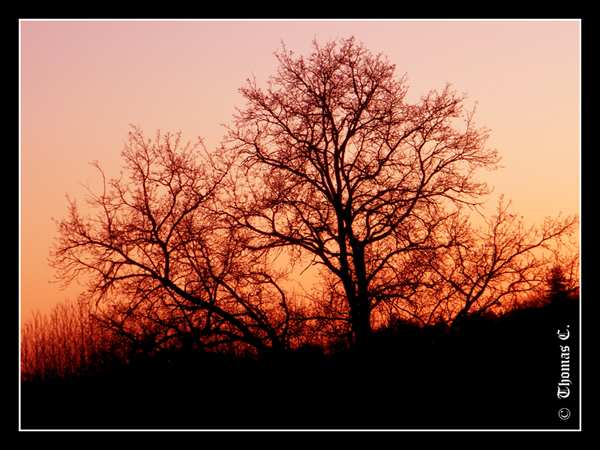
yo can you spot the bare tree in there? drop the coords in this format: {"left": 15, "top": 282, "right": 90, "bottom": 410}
{"left": 50, "top": 126, "right": 298, "bottom": 357}
{"left": 388, "top": 197, "right": 579, "bottom": 329}
{"left": 221, "top": 37, "right": 501, "bottom": 349}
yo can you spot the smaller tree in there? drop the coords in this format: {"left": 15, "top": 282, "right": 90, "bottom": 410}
{"left": 401, "top": 197, "right": 579, "bottom": 329}
{"left": 49, "top": 126, "right": 301, "bottom": 358}
{"left": 545, "top": 258, "right": 579, "bottom": 306}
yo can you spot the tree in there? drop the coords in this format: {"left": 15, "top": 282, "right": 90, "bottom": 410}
{"left": 221, "top": 37, "right": 501, "bottom": 349}
{"left": 545, "top": 258, "right": 579, "bottom": 306}
{"left": 50, "top": 126, "right": 300, "bottom": 357}
{"left": 389, "top": 197, "right": 579, "bottom": 329}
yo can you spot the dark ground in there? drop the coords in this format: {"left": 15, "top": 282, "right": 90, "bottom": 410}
{"left": 20, "top": 301, "right": 580, "bottom": 430}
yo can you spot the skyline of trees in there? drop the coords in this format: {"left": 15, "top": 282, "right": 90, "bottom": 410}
{"left": 27, "top": 36, "right": 578, "bottom": 374}
{"left": 21, "top": 259, "right": 579, "bottom": 382}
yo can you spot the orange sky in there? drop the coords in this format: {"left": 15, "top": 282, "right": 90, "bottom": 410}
{"left": 19, "top": 19, "right": 581, "bottom": 323}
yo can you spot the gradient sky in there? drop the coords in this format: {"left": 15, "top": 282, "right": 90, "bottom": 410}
{"left": 19, "top": 19, "right": 581, "bottom": 322}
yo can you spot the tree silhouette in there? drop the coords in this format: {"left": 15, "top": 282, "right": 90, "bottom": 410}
{"left": 424, "top": 197, "right": 577, "bottom": 329}
{"left": 50, "top": 127, "right": 302, "bottom": 357}
{"left": 221, "top": 37, "right": 501, "bottom": 349}
{"left": 545, "top": 261, "right": 579, "bottom": 306}
{"left": 48, "top": 36, "right": 578, "bottom": 362}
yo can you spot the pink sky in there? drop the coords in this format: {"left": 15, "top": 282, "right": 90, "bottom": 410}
{"left": 19, "top": 19, "right": 581, "bottom": 322}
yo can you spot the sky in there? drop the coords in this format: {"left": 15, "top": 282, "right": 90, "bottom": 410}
{"left": 19, "top": 19, "right": 581, "bottom": 323}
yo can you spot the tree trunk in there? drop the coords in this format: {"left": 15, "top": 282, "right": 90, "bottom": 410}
{"left": 350, "top": 241, "right": 372, "bottom": 352}
{"left": 351, "top": 306, "right": 372, "bottom": 352}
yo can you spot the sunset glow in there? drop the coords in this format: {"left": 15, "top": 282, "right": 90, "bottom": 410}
{"left": 20, "top": 19, "right": 580, "bottom": 323}
{"left": 19, "top": 19, "right": 582, "bottom": 432}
